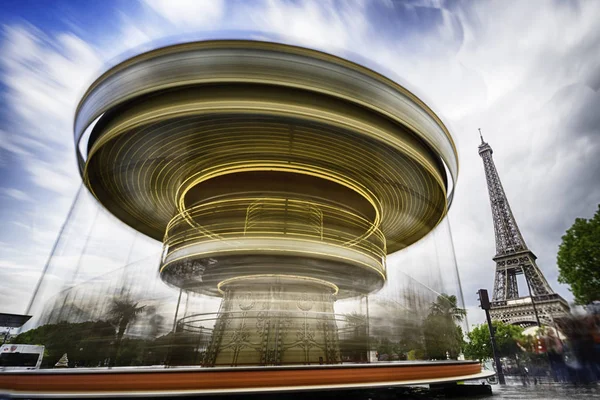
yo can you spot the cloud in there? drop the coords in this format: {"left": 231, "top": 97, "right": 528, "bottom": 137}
{"left": 0, "top": 15, "right": 164, "bottom": 316}
{"left": 24, "top": 161, "right": 78, "bottom": 195}
{"left": 2, "top": 25, "right": 102, "bottom": 149}
{"left": 0, "top": 250, "right": 48, "bottom": 313}
{"left": 143, "top": 0, "right": 225, "bottom": 29}
{"left": 444, "top": 0, "right": 600, "bottom": 317}
{"left": 242, "top": 0, "right": 369, "bottom": 50}
{"left": 0, "top": 188, "right": 32, "bottom": 202}
{"left": 1, "top": 0, "right": 600, "bottom": 328}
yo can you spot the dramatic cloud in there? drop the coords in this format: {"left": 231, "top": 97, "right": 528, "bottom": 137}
{"left": 1, "top": 0, "right": 599, "bottom": 328}
{"left": 143, "top": 0, "right": 225, "bottom": 29}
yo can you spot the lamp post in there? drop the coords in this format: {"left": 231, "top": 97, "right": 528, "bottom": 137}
{"left": 478, "top": 289, "right": 505, "bottom": 384}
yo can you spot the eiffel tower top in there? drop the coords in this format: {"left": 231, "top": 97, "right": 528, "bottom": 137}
{"left": 478, "top": 129, "right": 528, "bottom": 256}
{"left": 478, "top": 128, "right": 493, "bottom": 154}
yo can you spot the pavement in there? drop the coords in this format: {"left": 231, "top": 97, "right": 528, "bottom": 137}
{"left": 2, "top": 383, "right": 599, "bottom": 399}
{"left": 490, "top": 383, "right": 600, "bottom": 400}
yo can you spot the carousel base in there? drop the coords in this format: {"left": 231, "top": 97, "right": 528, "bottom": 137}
{"left": 0, "top": 361, "right": 493, "bottom": 398}
{"left": 203, "top": 275, "right": 341, "bottom": 366}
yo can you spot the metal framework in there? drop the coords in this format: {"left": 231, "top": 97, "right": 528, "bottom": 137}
{"left": 478, "top": 131, "right": 569, "bottom": 326}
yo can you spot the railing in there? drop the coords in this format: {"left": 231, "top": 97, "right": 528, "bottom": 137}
{"left": 163, "top": 197, "right": 386, "bottom": 272}
{"left": 177, "top": 311, "right": 367, "bottom": 337}
{"left": 493, "top": 293, "right": 567, "bottom": 308}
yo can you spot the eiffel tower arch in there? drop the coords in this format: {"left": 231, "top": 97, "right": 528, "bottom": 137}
{"left": 478, "top": 131, "right": 569, "bottom": 327}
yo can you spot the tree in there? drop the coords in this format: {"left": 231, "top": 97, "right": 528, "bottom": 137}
{"left": 464, "top": 321, "right": 524, "bottom": 361}
{"left": 11, "top": 321, "right": 114, "bottom": 367}
{"left": 429, "top": 294, "right": 467, "bottom": 323}
{"left": 107, "top": 297, "right": 145, "bottom": 366}
{"left": 343, "top": 312, "right": 367, "bottom": 336}
{"left": 340, "top": 312, "right": 369, "bottom": 362}
{"left": 423, "top": 294, "right": 466, "bottom": 359}
{"left": 423, "top": 315, "right": 464, "bottom": 360}
{"left": 557, "top": 204, "right": 600, "bottom": 305}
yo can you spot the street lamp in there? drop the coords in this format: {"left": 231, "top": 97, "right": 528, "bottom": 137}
{"left": 477, "top": 289, "right": 506, "bottom": 385}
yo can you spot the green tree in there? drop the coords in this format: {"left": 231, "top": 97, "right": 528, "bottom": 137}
{"left": 423, "top": 315, "right": 464, "bottom": 359}
{"left": 429, "top": 294, "right": 467, "bottom": 323}
{"left": 423, "top": 294, "right": 466, "bottom": 360}
{"left": 107, "top": 297, "right": 145, "bottom": 366}
{"left": 557, "top": 204, "right": 600, "bottom": 305}
{"left": 11, "top": 321, "right": 114, "bottom": 368}
{"left": 464, "top": 321, "right": 524, "bottom": 361}
{"left": 115, "top": 338, "right": 148, "bottom": 366}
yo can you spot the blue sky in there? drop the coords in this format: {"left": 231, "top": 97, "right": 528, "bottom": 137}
{"left": 1, "top": 0, "right": 599, "bottom": 327}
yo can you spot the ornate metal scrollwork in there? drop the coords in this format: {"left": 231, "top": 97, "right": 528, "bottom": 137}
{"left": 296, "top": 292, "right": 314, "bottom": 312}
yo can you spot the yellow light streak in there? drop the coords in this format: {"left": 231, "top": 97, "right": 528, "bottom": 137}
{"left": 216, "top": 275, "right": 339, "bottom": 296}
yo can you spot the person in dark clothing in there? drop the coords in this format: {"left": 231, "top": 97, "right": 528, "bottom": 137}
{"left": 546, "top": 330, "right": 567, "bottom": 382}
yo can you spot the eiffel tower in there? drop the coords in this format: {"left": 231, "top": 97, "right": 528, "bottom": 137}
{"left": 478, "top": 130, "right": 569, "bottom": 327}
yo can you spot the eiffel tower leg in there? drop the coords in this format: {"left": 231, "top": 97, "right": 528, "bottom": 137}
{"left": 492, "top": 269, "right": 506, "bottom": 302}
{"left": 507, "top": 270, "right": 519, "bottom": 299}
{"left": 522, "top": 263, "right": 551, "bottom": 297}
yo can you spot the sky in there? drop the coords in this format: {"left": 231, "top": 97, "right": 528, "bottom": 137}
{"left": 0, "top": 0, "right": 599, "bottom": 327}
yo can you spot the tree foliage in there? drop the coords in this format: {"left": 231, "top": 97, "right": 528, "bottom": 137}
{"left": 464, "top": 320, "right": 524, "bottom": 361}
{"left": 11, "top": 321, "right": 114, "bottom": 368}
{"left": 423, "top": 294, "right": 466, "bottom": 360}
{"left": 372, "top": 320, "right": 425, "bottom": 361}
{"left": 557, "top": 204, "right": 600, "bottom": 305}
{"left": 107, "top": 297, "right": 146, "bottom": 366}
{"left": 423, "top": 315, "right": 464, "bottom": 359}
{"left": 428, "top": 294, "right": 467, "bottom": 323}
{"left": 11, "top": 321, "right": 205, "bottom": 368}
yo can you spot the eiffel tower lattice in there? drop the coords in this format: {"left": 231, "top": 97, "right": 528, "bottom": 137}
{"left": 478, "top": 130, "right": 569, "bottom": 327}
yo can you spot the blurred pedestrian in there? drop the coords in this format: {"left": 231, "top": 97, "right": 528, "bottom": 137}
{"left": 546, "top": 330, "right": 567, "bottom": 382}
{"left": 569, "top": 316, "right": 597, "bottom": 383}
